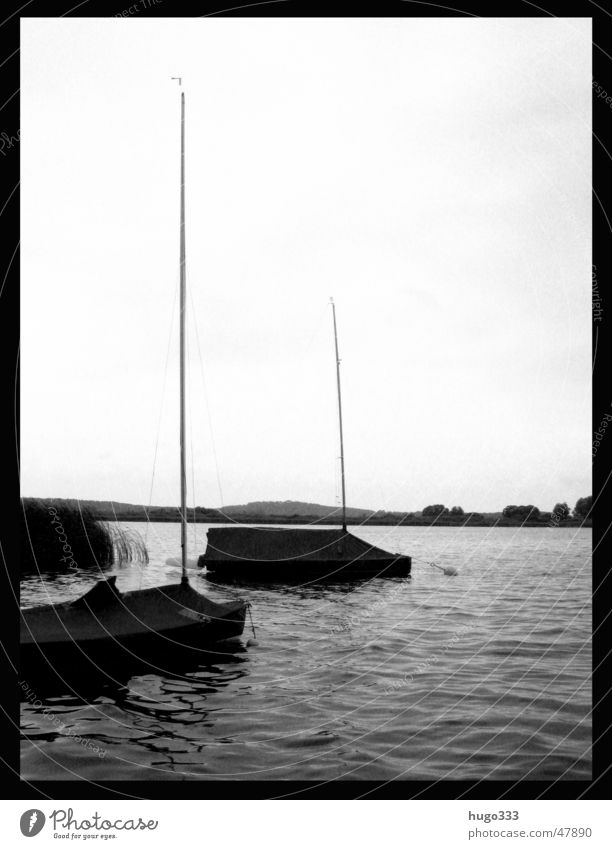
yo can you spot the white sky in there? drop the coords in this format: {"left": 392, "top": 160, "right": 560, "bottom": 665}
{"left": 21, "top": 17, "right": 591, "bottom": 513}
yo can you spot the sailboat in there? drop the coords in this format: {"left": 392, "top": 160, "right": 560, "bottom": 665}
{"left": 20, "top": 86, "right": 248, "bottom": 680}
{"left": 198, "top": 299, "right": 412, "bottom": 582}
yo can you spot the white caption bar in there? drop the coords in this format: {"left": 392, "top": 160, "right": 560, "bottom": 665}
{"left": 2, "top": 799, "right": 610, "bottom": 848}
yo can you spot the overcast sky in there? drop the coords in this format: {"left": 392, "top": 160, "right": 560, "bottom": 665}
{"left": 21, "top": 17, "right": 591, "bottom": 513}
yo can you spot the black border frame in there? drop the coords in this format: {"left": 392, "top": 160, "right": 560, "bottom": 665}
{"left": 1, "top": 0, "right": 609, "bottom": 802}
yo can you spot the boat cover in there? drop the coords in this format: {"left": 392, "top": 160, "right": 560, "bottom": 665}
{"left": 202, "top": 527, "right": 404, "bottom": 564}
{"left": 20, "top": 577, "right": 244, "bottom": 646}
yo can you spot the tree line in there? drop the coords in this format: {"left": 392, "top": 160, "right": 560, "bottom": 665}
{"left": 421, "top": 496, "right": 592, "bottom": 522}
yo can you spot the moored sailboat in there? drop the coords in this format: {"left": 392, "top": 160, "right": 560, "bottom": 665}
{"left": 199, "top": 299, "right": 411, "bottom": 582}
{"left": 20, "top": 85, "right": 249, "bottom": 680}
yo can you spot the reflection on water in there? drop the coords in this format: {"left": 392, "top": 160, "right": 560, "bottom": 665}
{"left": 20, "top": 642, "right": 249, "bottom": 703}
{"left": 21, "top": 524, "right": 592, "bottom": 781}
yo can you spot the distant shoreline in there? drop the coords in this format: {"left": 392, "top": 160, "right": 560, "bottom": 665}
{"left": 22, "top": 498, "right": 591, "bottom": 529}
{"left": 109, "top": 515, "right": 590, "bottom": 528}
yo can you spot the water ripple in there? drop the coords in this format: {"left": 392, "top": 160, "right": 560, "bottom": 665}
{"left": 21, "top": 525, "right": 591, "bottom": 781}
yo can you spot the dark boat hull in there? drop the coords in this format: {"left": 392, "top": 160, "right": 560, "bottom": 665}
{"left": 204, "top": 556, "right": 411, "bottom": 583}
{"left": 200, "top": 526, "right": 411, "bottom": 583}
{"left": 20, "top": 609, "right": 247, "bottom": 688}
{"left": 20, "top": 579, "right": 248, "bottom": 686}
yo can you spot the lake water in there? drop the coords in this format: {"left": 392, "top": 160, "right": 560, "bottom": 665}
{"left": 20, "top": 523, "right": 592, "bottom": 782}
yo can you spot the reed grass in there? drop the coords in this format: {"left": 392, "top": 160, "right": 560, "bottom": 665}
{"left": 21, "top": 498, "right": 149, "bottom": 573}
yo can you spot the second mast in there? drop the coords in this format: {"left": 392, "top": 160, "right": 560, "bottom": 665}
{"left": 331, "top": 298, "right": 347, "bottom": 532}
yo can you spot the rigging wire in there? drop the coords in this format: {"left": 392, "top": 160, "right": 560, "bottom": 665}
{"left": 142, "top": 274, "right": 180, "bottom": 586}
{"left": 186, "top": 305, "right": 198, "bottom": 558}
{"left": 181, "top": 296, "right": 335, "bottom": 531}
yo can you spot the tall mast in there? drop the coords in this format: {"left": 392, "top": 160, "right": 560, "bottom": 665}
{"left": 179, "top": 86, "right": 188, "bottom": 584}
{"left": 330, "top": 298, "right": 347, "bottom": 532}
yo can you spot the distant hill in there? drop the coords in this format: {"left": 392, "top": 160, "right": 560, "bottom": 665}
{"left": 220, "top": 500, "right": 372, "bottom": 520}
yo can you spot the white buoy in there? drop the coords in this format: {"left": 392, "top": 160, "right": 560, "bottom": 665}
{"left": 165, "top": 556, "right": 199, "bottom": 569}
{"left": 430, "top": 561, "right": 459, "bottom": 577}
{"left": 247, "top": 638, "right": 259, "bottom": 647}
